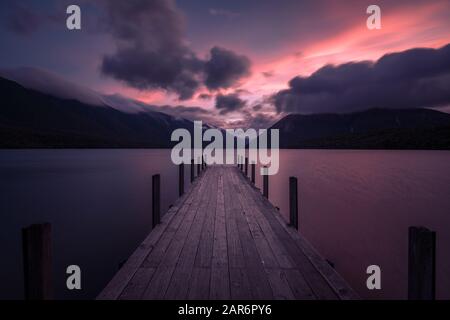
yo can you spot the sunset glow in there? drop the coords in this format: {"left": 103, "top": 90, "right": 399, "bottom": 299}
{"left": 1, "top": 0, "right": 450, "bottom": 128}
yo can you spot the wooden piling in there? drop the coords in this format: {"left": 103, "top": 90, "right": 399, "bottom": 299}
{"left": 197, "top": 158, "right": 201, "bottom": 176}
{"left": 408, "top": 226, "right": 435, "bottom": 300}
{"left": 245, "top": 157, "right": 248, "bottom": 177}
{"left": 263, "top": 166, "right": 269, "bottom": 199}
{"left": 22, "top": 223, "right": 53, "bottom": 300}
{"left": 179, "top": 164, "right": 184, "bottom": 197}
{"left": 251, "top": 163, "right": 256, "bottom": 184}
{"left": 289, "top": 177, "right": 299, "bottom": 230}
{"left": 190, "top": 159, "right": 194, "bottom": 182}
{"left": 152, "top": 174, "right": 161, "bottom": 228}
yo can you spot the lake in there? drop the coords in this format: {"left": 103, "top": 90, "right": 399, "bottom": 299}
{"left": 1, "top": 149, "right": 449, "bottom": 299}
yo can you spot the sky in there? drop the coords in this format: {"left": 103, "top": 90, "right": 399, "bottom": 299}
{"left": 0, "top": 0, "right": 450, "bottom": 128}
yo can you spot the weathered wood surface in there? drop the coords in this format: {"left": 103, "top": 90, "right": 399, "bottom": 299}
{"left": 98, "top": 166, "right": 358, "bottom": 300}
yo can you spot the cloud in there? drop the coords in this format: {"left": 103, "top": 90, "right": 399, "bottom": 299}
{"left": 262, "top": 71, "right": 274, "bottom": 78}
{"left": 197, "top": 93, "right": 213, "bottom": 100}
{"left": 273, "top": 44, "right": 450, "bottom": 114}
{"left": 159, "top": 105, "right": 209, "bottom": 117}
{"left": 0, "top": 67, "right": 105, "bottom": 106}
{"left": 215, "top": 93, "right": 246, "bottom": 115}
{"left": 157, "top": 104, "right": 227, "bottom": 127}
{"left": 99, "top": 0, "right": 251, "bottom": 100}
{"left": 252, "top": 104, "right": 263, "bottom": 112}
{"left": 99, "top": 0, "right": 204, "bottom": 100}
{"left": 205, "top": 47, "right": 251, "bottom": 90}
{"left": 103, "top": 92, "right": 222, "bottom": 125}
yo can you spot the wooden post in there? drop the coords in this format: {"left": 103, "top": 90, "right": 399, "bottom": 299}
{"left": 190, "top": 159, "right": 194, "bottom": 182}
{"left": 197, "top": 157, "right": 201, "bottom": 176}
{"left": 251, "top": 163, "right": 256, "bottom": 184}
{"left": 245, "top": 157, "right": 248, "bottom": 177}
{"left": 263, "top": 166, "right": 269, "bottom": 199}
{"left": 408, "top": 226, "right": 435, "bottom": 300}
{"left": 152, "top": 174, "right": 161, "bottom": 228}
{"left": 289, "top": 177, "right": 298, "bottom": 230}
{"left": 22, "top": 223, "right": 53, "bottom": 300}
{"left": 179, "top": 164, "right": 184, "bottom": 197}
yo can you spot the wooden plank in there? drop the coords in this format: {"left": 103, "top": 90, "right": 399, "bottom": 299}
{"left": 210, "top": 172, "right": 231, "bottom": 299}
{"left": 284, "top": 269, "right": 315, "bottom": 300}
{"left": 229, "top": 268, "right": 253, "bottom": 300}
{"left": 230, "top": 171, "right": 295, "bottom": 300}
{"left": 235, "top": 174, "right": 295, "bottom": 269}
{"left": 232, "top": 183, "right": 279, "bottom": 269}
{"left": 226, "top": 169, "right": 273, "bottom": 300}
{"left": 187, "top": 267, "right": 211, "bottom": 300}
{"left": 223, "top": 167, "right": 253, "bottom": 300}
{"left": 97, "top": 181, "right": 197, "bottom": 300}
{"left": 210, "top": 267, "right": 230, "bottom": 300}
{"left": 101, "top": 165, "right": 357, "bottom": 300}
{"left": 237, "top": 169, "right": 355, "bottom": 300}
{"left": 241, "top": 180, "right": 337, "bottom": 299}
{"left": 265, "top": 269, "right": 295, "bottom": 300}
{"left": 164, "top": 169, "right": 216, "bottom": 299}
{"left": 194, "top": 168, "right": 219, "bottom": 268}
{"left": 142, "top": 169, "right": 212, "bottom": 299}
{"left": 119, "top": 267, "right": 156, "bottom": 300}
{"left": 142, "top": 174, "right": 204, "bottom": 268}
{"left": 224, "top": 169, "right": 246, "bottom": 269}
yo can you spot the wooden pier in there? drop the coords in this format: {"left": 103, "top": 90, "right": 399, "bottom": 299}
{"left": 98, "top": 165, "right": 358, "bottom": 300}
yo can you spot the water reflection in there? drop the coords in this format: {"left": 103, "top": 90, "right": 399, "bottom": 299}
{"left": 1, "top": 149, "right": 449, "bottom": 299}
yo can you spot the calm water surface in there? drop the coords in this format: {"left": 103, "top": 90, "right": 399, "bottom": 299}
{"left": 253, "top": 150, "right": 450, "bottom": 299}
{"left": 1, "top": 149, "right": 449, "bottom": 299}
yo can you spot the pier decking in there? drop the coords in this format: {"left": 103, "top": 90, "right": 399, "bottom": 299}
{"left": 98, "top": 165, "right": 358, "bottom": 300}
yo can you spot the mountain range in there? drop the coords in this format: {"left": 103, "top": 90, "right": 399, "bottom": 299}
{"left": 1, "top": 69, "right": 450, "bottom": 149}
{"left": 0, "top": 74, "right": 195, "bottom": 148}
{"left": 270, "top": 108, "right": 450, "bottom": 149}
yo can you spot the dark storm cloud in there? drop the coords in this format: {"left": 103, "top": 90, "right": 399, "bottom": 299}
{"left": 99, "top": 0, "right": 203, "bottom": 100}
{"left": 158, "top": 104, "right": 211, "bottom": 121}
{"left": 252, "top": 104, "right": 263, "bottom": 111}
{"left": 198, "top": 93, "right": 213, "bottom": 100}
{"left": 273, "top": 44, "right": 450, "bottom": 114}
{"left": 205, "top": 47, "right": 251, "bottom": 90}
{"left": 99, "top": 0, "right": 251, "bottom": 100}
{"left": 215, "top": 93, "right": 246, "bottom": 115}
